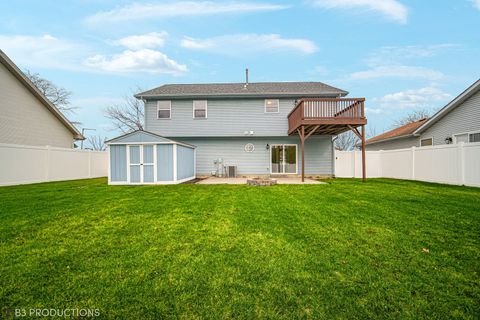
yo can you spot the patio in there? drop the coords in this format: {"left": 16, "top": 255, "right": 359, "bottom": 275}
{"left": 195, "top": 177, "right": 324, "bottom": 184}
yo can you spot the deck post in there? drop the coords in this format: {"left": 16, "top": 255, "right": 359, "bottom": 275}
{"left": 300, "top": 126, "right": 305, "bottom": 182}
{"left": 361, "top": 124, "right": 366, "bottom": 182}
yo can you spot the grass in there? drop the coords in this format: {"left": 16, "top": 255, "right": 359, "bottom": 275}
{"left": 0, "top": 178, "right": 479, "bottom": 319}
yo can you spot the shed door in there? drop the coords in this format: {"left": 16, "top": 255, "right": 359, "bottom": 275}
{"left": 129, "top": 145, "right": 155, "bottom": 183}
{"left": 143, "top": 145, "right": 154, "bottom": 183}
{"left": 129, "top": 145, "right": 141, "bottom": 183}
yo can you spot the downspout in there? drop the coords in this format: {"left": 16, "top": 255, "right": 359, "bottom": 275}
{"left": 331, "top": 136, "right": 337, "bottom": 177}
{"left": 138, "top": 95, "right": 147, "bottom": 131}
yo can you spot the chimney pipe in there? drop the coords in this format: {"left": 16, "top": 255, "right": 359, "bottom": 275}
{"left": 245, "top": 67, "right": 249, "bottom": 86}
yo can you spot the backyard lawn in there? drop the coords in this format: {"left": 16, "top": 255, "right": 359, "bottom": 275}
{"left": 0, "top": 178, "right": 479, "bottom": 319}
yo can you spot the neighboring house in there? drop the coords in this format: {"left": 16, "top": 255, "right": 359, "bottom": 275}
{"left": 107, "top": 79, "right": 367, "bottom": 184}
{"left": 0, "top": 50, "right": 83, "bottom": 148}
{"left": 366, "top": 79, "right": 480, "bottom": 151}
{"left": 365, "top": 119, "right": 428, "bottom": 151}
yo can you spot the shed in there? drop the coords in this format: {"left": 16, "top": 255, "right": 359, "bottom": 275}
{"left": 106, "top": 130, "right": 196, "bottom": 185}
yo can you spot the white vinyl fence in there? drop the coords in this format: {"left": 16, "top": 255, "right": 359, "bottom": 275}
{"left": 335, "top": 142, "right": 480, "bottom": 187}
{"left": 0, "top": 143, "right": 108, "bottom": 186}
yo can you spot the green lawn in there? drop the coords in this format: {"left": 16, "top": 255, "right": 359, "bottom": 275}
{"left": 0, "top": 178, "right": 479, "bottom": 319}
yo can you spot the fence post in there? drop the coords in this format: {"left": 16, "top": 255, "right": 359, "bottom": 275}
{"left": 411, "top": 146, "right": 416, "bottom": 180}
{"left": 458, "top": 142, "right": 465, "bottom": 185}
{"left": 45, "top": 145, "right": 51, "bottom": 182}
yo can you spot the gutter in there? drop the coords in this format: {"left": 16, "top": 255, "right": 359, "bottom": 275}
{"left": 133, "top": 92, "right": 348, "bottom": 100}
{"left": 365, "top": 133, "right": 414, "bottom": 146}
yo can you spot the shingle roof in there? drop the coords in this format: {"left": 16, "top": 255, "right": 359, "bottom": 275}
{"left": 366, "top": 118, "right": 428, "bottom": 145}
{"left": 135, "top": 82, "right": 348, "bottom": 98}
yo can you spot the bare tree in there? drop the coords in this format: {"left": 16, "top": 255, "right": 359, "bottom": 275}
{"left": 87, "top": 135, "right": 107, "bottom": 151}
{"left": 104, "top": 88, "right": 144, "bottom": 133}
{"left": 24, "top": 70, "right": 77, "bottom": 115}
{"left": 392, "top": 109, "right": 432, "bottom": 128}
{"left": 334, "top": 130, "right": 359, "bottom": 151}
{"left": 367, "top": 126, "right": 377, "bottom": 139}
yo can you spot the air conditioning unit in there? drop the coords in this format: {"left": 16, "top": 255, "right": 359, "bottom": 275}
{"left": 227, "top": 166, "right": 237, "bottom": 178}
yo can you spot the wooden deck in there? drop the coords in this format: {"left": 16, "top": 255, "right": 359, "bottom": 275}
{"left": 288, "top": 98, "right": 367, "bottom": 135}
{"left": 288, "top": 98, "right": 367, "bottom": 182}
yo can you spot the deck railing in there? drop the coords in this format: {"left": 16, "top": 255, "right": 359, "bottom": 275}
{"left": 288, "top": 98, "right": 365, "bottom": 134}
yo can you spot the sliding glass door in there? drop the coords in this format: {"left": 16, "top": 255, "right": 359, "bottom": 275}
{"left": 271, "top": 145, "right": 297, "bottom": 174}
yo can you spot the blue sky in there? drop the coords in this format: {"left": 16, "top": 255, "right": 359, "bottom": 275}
{"left": 1, "top": 0, "right": 479, "bottom": 143}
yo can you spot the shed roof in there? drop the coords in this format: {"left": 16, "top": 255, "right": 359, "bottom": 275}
{"left": 135, "top": 82, "right": 348, "bottom": 99}
{"left": 106, "top": 130, "right": 196, "bottom": 148}
{"left": 0, "top": 49, "right": 84, "bottom": 140}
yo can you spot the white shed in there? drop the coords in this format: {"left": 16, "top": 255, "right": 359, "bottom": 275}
{"left": 106, "top": 130, "right": 196, "bottom": 185}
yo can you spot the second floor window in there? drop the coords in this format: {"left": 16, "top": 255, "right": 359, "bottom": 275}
{"left": 193, "top": 100, "right": 207, "bottom": 119}
{"left": 265, "top": 99, "right": 279, "bottom": 113}
{"left": 157, "top": 101, "right": 171, "bottom": 119}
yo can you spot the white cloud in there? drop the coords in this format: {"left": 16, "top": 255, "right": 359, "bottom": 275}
{"left": 373, "top": 87, "right": 451, "bottom": 109}
{"left": 111, "top": 32, "right": 168, "bottom": 50}
{"left": 366, "top": 44, "right": 458, "bottom": 66}
{"left": 309, "top": 0, "right": 408, "bottom": 24}
{"left": 0, "top": 34, "right": 85, "bottom": 70}
{"left": 473, "top": 0, "right": 480, "bottom": 10}
{"left": 85, "top": 1, "right": 288, "bottom": 24}
{"left": 181, "top": 34, "right": 318, "bottom": 55}
{"left": 348, "top": 65, "right": 444, "bottom": 81}
{"left": 83, "top": 49, "right": 187, "bottom": 74}
{"left": 365, "top": 107, "right": 384, "bottom": 114}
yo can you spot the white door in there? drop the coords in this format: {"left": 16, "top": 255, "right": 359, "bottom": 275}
{"left": 129, "top": 145, "right": 141, "bottom": 183}
{"left": 143, "top": 145, "right": 155, "bottom": 183}
{"left": 129, "top": 145, "right": 155, "bottom": 184}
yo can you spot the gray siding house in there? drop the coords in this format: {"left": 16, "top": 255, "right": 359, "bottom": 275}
{"left": 127, "top": 81, "right": 366, "bottom": 181}
{"left": 0, "top": 50, "right": 83, "bottom": 148}
{"left": 366, "top": 79, "right": 480, "bottom": 151}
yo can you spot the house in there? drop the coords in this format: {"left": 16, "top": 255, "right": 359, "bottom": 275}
{"left": 365, "top": 118, "right": 428, "bottom": 151}
{"left": 0, "top": 50, "right": 83, "bottom": 148}
{"left": 107, "top": 74, "right": 367, "bottom": 185}
{"left": 366, "top": 79, "right": 480, "bottom": 151}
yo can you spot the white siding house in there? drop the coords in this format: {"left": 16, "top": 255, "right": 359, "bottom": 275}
{"left": 414, "top": 79, "right": 480, "bottom": 145}
{"left": 366, "top": 79, "right": 480, "bottom": 150}
{"left": 0, "top": 50, "right": 83, "bottom": 148}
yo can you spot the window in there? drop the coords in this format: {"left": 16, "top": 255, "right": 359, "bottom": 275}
{"left": 157, "top": 101, "right": 171, "bottom": 119}
{"left": 454, "top": 133, "right": 468, "bottom": 144}
{"left": 454, "top": 131, "right": 480, "bottom": 144}
{"left": 264, "top": 99, "right": 279, "bottom": 113}
{"left": 420, "top": 138, "right": 433, "bottom": 146}
{"left": 193, "top": 100, "right": 207, "bottom": 119}
{"left": 469, "top": 132, "right": 480, "bottom": 143}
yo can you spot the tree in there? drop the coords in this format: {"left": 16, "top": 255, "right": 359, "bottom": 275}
{"left": 104, "top": 88, "right": 144, "bottom": 133}
{"left": 24, "top": 70, "right": 77, "bottom": 115}
{"left": 392, "top": 109, "right": 431, "bottom": 128}
{"left": 334, "top": 130, "right": 359, "bottom": 151}
{"left": 87, "top": 135, "right": 107, "bottom": 151}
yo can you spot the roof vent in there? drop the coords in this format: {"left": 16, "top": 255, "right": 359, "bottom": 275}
{"left": 244, "top": 67, "right": 249, "bottom": 89}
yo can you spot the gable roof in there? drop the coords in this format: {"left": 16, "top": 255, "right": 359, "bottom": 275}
{"left": 106, "top": 130, "right": 196, "bottom": 148}
{"left": 135, "top": 82, "right": 348, "bottom": 99}
{"left": 0, "top": 50, "right": 84, "bottom": 140}
{"left": 366, "top": 118, "right": 428, "bottom": 145}
{"left": 414, "top": 79, "right": 480, "bottom": 134}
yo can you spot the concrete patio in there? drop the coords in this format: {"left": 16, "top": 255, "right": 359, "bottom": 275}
{"left": 196, "top": 177, "right": 325, "bottom": 185}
